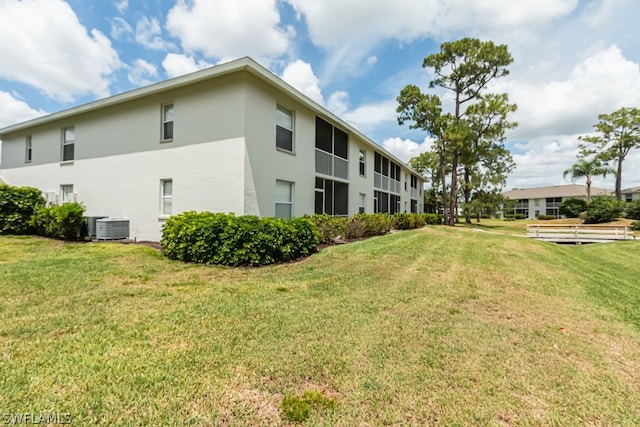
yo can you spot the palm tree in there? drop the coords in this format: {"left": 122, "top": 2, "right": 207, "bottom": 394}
{"left": 563, "top": 158, "right": 614, "bottom": 203}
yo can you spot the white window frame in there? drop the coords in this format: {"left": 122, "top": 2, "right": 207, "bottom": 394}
{"left": 359, "top": 193, "right": 366, "bottom": 214}
{"left": 25, "top": 135, "right": 32, "bottom": 163}
{"left": 160, "top": 179, "right": 173, "bottom": 216}
{"left": 60, "top": 184, "right": 74, "bottom": 204}
{"left": 162, "top": 104, "right": 174, "bottom": 141}
{"left": 359, "top": 150, "right": 366, "bottom": 177}
{"left": 275, "top": 180, "right": 294, "bottom": 219}
{"left": 276, "top": 105, "right": 294, "bottom": 153}
{"left": 62, "top": 127, "right": 75, "bottom": 162}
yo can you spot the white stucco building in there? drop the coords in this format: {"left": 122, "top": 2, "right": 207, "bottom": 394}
{"left": 0, "top": 57, "right": 424, "bottom": 241}
{"left": 503, "top": 184, "right": 612, "bottom": 219}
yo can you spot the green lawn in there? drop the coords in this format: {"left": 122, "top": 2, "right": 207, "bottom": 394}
{"left": 1, "top": 229, "right": 640, "bottom": 425}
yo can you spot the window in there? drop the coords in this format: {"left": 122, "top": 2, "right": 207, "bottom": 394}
{"left": 25, "top": 136, "right": 32, "bottom": 163}
{"left": 359, "top": 193, "right": 366, "bottom": 214}
{"left": 162, "top": 104, "right": 174, "bottom": 140}
{"left": 276, "top": 105, "right": 294, "bottom": 152}
{"left": 62, "top": 127, "right": 74, "bottom": 161}
{"left": 315, "top": 178, "right": 348, "bottom": 216}
{"left": 315, "top": 117, "right": 348, "bottom": 179}
{"left": 60, "top": 185, "right": 74, "bottom": 204}
{"left": 161, "top": 179, "right": 173, "bottom": 215}
{"left": 275, "top": 180, "right": 294, "bottom": 219}
{"left": 359, "top": 150, "right": 366, "bottom": 176}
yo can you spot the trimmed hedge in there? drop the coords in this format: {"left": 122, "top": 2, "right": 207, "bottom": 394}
{"left": 393, "top": 213, "right": 426, "bottom": 230}
{"left": 344, "top": 213, "right": 394, "bottom": 239}
{"left": 307, "top": 214, "right": 347, "bottom": 244}
{"left": 161, "top": 212, "right": 319, "bottom": 266}
{"left": 0, "top": 185, "right": 46, "bottom": 235}
{"left": 627, "top": 200, "right": 640, "bottom": 220}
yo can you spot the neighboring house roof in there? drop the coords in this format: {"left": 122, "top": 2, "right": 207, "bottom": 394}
{"left": 622, "top": 185, "right": 640, "bottom": 194}
{"left": 0, "top": 56, "right": 422, "bottom": 178}
{"left": 503, "top": 184, "right": 612, "bottom": 200}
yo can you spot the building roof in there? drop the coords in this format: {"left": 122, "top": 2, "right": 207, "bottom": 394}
{"left": 622, "top": 185, "right": 640, "bottom": 194}
{"left": 0, "top": 57, "right": 422, "bottom": 178}
{"left": 503, "top": 184, "right": 612, "bottom": 200}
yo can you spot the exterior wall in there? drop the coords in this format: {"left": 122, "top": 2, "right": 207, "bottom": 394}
{"left": 242, "top": 76, "right": 423, "bottom": 217}
{"left": 1, "top": 74, "right": 246, "bottom": 169}
{"left": 1, "top": 138, "right": 246, "bottom": 241}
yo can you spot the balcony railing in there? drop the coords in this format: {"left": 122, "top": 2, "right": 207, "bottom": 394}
{"left": 374, "top": 172, "right": 401, "bottom": 194}
{"left": 315, "top": 149, "right": 348, "bottom": 179}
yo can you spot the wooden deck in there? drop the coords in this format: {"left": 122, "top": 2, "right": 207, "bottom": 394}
{"left": 527, "top": 224, "right": 636, "bottom": 244}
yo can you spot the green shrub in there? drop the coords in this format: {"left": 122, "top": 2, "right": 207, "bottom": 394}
{"left": 307, "top": 214, "right": 346, "bottom": 243}
{"left": 559, "top": 198, "right": 587, "bottom": 218}
{"left": 632, "top": 221, "right": 640, "bottom": 231}
{"left": 422, "top": 213, "right": 441, "bottom": 225}
{"left": 393, "top": 213, "right": 427, "bottom": 230}
{"left": 514, "top": 213, "right": 526, "bottom": 220}
{"left": 32, "top": 202, "right": 86, "bottom": 240}
{"left": 161, "top": 212, "right": 319, "bottom": 266}
{"left": 584, "top": 196, "right": 623, "bottom": 224}
{"left": 342, "top": 213, "right": 394, "bottom": 239}
{"left": 626, "top": 200, "right": 640, "bottom": 220}
{"left": 536, "top": 214, "right": 556, "bottom": 220}
{"left": 0, "top": 185, "right": 46, "bottom": 235}
{"left": 504, "top": 214, "right": 516, "bottom": 221}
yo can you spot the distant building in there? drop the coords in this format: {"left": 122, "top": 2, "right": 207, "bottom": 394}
{"left": 622, "top": 186, "right": 640, "bottom": 202}
{"left": 0, "top": 57, "right": 425, "bottom": 241}
{"left": 503, "top": 184, "right": 612, "bottom": 219}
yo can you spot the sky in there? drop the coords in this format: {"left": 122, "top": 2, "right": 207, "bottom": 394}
{"left": 1, "top": 0, "right": 639, "bottom": 191}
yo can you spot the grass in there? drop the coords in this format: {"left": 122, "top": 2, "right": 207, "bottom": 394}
{"left": 1, "top": 230, "right": 640, "bottom": 425}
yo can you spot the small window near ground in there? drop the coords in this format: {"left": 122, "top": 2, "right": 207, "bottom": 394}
{"left": 276, "top": 105, "right": 294, "bottom": 152}
{"left": 275, "top": 180, "right": 293, "bottom": 219}
{"left": 161, "top": 179, "right": 173, "bottom": 215}
{"left": 60, "top": 184, "right": 74, "bottom": 204}
{"left": 359, "top": 193, "right": 366, "bottom": 214}
{"left": 62, "top": 127, "right": 75, "bottom": 161}
{"left": 25, "top": 136, "right": 32, "bottom": 163}
{"left": 162, "top": 104, "right": 174, "bottom": 141}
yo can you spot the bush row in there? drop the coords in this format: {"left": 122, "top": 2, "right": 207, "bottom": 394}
{"left": 1, "top": 185, "right": 86, "bottom": 240}
{"left": 161, "top": 211, "right": 319, "bottom": 266}
{"left": 307, "top": 212, "right": 441, "bottom": 244}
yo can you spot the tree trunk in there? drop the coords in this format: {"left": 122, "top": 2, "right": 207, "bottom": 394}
{"left": 438, "top": 141, "right": 448, "bottom": 225}
{"left": 464, "top": 167, "right": 472, "bottom": 224}
{"left": 448, "top": 152, "right": 459, "bottom": 226}
{"left": 615, "top": 159, "right": 623, "bottom": 201}
{"left": 586, "top": 176, "right": 592, "bottom": 204}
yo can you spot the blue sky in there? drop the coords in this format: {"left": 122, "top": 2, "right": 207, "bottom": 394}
{"left": 1, "top": 0, "right": 639, "bottom": 190}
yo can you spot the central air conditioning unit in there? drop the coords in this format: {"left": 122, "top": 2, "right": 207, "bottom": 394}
{"left": 96, "top": 218, "right": 130, "bottom": 240}
{"left": 87, "top": 216, "right": 108, "bottom": 238}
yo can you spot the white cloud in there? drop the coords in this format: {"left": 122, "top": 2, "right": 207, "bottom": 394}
{"left": 110, "top": 17, "right": 133, "bottom": 40}
{"left": 502, "top": 45, "right": 640, "bottom": 140}
{"left": 342, "top": 99, "right": 397, "bottom": 133}
{"left": 327, "top": 91, "right": 349, "bottom": 116}
{"left": 0, "top": 91, "right": 47, "bottom": 128}
{"left": 281, "top": 60, "right": 323, "bottom": 104}
{"left": 382, "top": 136, "right": 434, "bottom": 162}
{"left": 0, "top": 0, "right": 120, "bottom": 103}
{"left": 135, "top": 16, "right": 175, "bottom": 50}
{"left": 127, "top": 59, "right": 158, "bottom": 86}
{"left": 114, "top": 0, "right": 128, "bottom": 14}
{"left": 286, "top": 0, "right": 577, "bottom": 48}
{"left": 162, "top": 53, "right": 213, "bottom": 78}
{"left": 366, "top": 56, "right": 378, "bottom": 66}
{"left": 166, "top": 0, "right": 291, "bottom": 59}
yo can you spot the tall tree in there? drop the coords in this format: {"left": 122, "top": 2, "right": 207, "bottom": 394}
{"left": 562, "top": 158, "right": 614, "bottom": 203}
{"left": 579, "top": 107, "right": 640, "bottom": 201}
{"left": 397, "top": 38, "right": 514, "bottom": 226}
